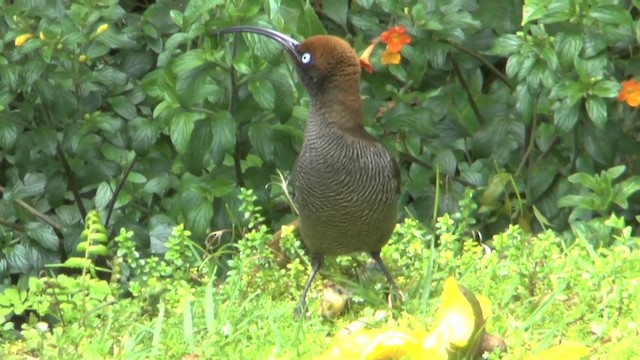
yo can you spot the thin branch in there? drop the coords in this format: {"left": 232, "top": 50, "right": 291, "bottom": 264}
{"left": 105, "top": 156, "right": 137, "bottom": 228}
{"left": 0, "top": 185, "right": 63, "bottom": 232}
{"left": 55, "top": 141, "right": 87, "bottom": 220}
{"left": 570, "top": 124, "right": 579, "bottom": 173}
{"left": 39, "top": 100, "right": 87, "bottom": 220}
{"left": 532, "top": 135, "right": 561, "bottom": 169}
{"left": 451, "top": 56, "right": 485, "bottom": 127}
{"left": 515, "top": 98, "right": 538, "bottom": 177}
{"left": 398, "top": 151, "right": 476, "bottom": 188}
{"left": 444, "top": 40, "right": 513, "bottom": 89}
{"left": 229, "top": 34, "right": 245, "bottom": 188}
{"left": 0, "top": 218, "right": 24, "bottom": 232}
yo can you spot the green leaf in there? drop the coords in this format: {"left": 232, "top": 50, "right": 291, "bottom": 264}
{"left": 322, "top": 0, "right": 348, "bottom": 27}
{"left": 173, "top": 50, "right": 208, "bottom": 75}
{"left": 210, "top": 178, "right": 236, "bottom": 197}
{"left": 538, "top": 46, "right": 558, "bottom": 71}
{"left": 434, "top": 150, "right": 457, "bottom": 176}
{"left": 298, "top": 1, "right": 326, "bottom": 37}
{"left": 94, "top": 67, "right": 129, "bottom": 88}
{"left": 108, "top": 96, "right": 137, "bottom": 120}
{"left": 34, "top": 125, "right": 57, "bottom": 156}
{"left": 480, "top": 173, "right": 510, "bottom": 206}
{"left": 45, "top": 172, "right": 66, "bottom": 208}
{"left": 619, "top": 176, "right": 640, "bottom": 199}
{"left": 184, "top": 119, "right": 213, "bottom": 175}
{"left": 177, "top": 63, "right": 219, "bottom": 108}
{"left": 557, "top": 194, "right": 584, "bottom": 209}
{"left": 271, "top": 76, "right": 294, "bottom": 121}
{"left": 583, "top": 35, "right": 607, "bottom": 58}
{"left": 551, "top": 80, "right": 585, "bottom": 106}
{"left": 6, "top": 244, "right": 30, "bottom": 273}
{"left": 488, "top": 34, "right": 524, "bottom": 57}
{"left": 585, "top": 96, "right": 607, "bottom": 129}
{"left": 95, "top": 181, "right": 114, "bottom": 209}
{"left": 554, "top": 102, "right": 579, "bottom": 134}
{"left": 567, "top": 172, "right": 597, "bottom": 189}
{"left": 76, "top": 244, "right": 108, "bottom": 256}
{"left": 26, "top": 223, "right": 58, "bottom": 251}
{"left": 591, "top": 80, "right": 620, "bottom": 98}
{"left": 144, "top": 175, "right": 174, "bottom": 194}
{"left": 584, "top": 125, "right": 614, "bottom": 165}
{"left": 606, "top": 165, "right": 626, "bottom": 180}
{"left": 514, "top": 83, "right": 533, "bottom": 120}
{"left": 22, "top": 173, "right": 47, "bottom": 198}
{"left": 159, "top": 33, "right": 191, "bottom": 67}
{"left": 556, "top": 33, "right": 583, "bottom": 69}
{"left": 87, "top": 42, "right": 110, "bottom": 58}
{"left": 186, "top": 201, "right": 213, "bottom": 236}
{"left": 63, "top": 258, "right": 92, "bottom": 269}
{"left": 171, "top": 112, "right": 204, "bottom": 154}
{"left": 169, "top": 9, "right": 184, "bottom": 28}
{"left": 589, "top": 5, "right": 632, "bottom": 25}
{"left": 505, "top": 53, "right": 523, "bottom": 80}
{"left": 521, "top": 0, "right": 549, "bottom": 25}
{"left": 248, "top": 78, "right": 275, "bottom": 110}
{"left": 131, "top": 117, "right": 159, "bottom": 155}
{"left": 0, "top": 120, "right": 18, "bottom": 149}
{"left": 248, "top": 122, "right": 275, "bottom": 160}
{"left": 356, "top": 0, "right": 374, "bottom": 9}
{"left": 243, "top": 32, "right": 287, "bottom": 62}
{"left": 210, "top": 111, "right": 236, "bottom": 165}
{"left": 530, "top": 168, "right": 557, "bottom": 203}
{"left": 380, "top": 104, "right": 437, "bottom": 137}
{"left": 119, "top": 51, "right": 155, "bottom": 78}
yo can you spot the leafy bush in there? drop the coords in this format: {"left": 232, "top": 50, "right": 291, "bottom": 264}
{"left": 1, "top": 189, "right": 639, "bottom": 358}
{"left": 1, "top": 0, "right": 640, "bottom": 330}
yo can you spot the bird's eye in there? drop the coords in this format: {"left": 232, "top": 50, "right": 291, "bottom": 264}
{"left": 301, "top": 52, "right": 312, "bottom": 64}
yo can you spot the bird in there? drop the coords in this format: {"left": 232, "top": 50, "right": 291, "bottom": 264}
{"left": 216, "top": 26, "right": 401, "bottom": 317}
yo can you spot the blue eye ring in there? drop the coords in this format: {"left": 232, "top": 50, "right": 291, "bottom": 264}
{"left": 301, "top": 52, "right": 312, "bottom": 64}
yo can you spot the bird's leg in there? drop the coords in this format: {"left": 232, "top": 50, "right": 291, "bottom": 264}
{"left": 369, "top": 251, "right": 401, "bottom": 305}
{"left": 294, "top": 255, "right": 324, "bottom": 319}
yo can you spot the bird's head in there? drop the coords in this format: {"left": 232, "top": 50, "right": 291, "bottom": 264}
{"left": 216, "top": 26, "right": 361, "bottom": 97}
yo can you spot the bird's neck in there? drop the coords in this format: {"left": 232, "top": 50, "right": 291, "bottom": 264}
{"left": 309, "top": 88, "right": 363, "bottom": 132}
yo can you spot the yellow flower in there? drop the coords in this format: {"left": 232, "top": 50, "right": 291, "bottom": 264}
{"left": 79, "top": 54, "right": 87, "bottom": 63}
{"left": 14, "top": 33, "right": 33, "bottom": 47}
{"left": 95, "top": 23, "right": 109, "bottom": 35}
{"left": 316, "top": 328, "right": 438, "bottom": 360}
{"left": 526, "top": 343, "right": 591, "bottom": 360}
{"left": 434, "top": 277, "right": 477, "bottom": 348}
{"left": 39, "top": 31, "right": 45, "bottom": 40}
{"left": 280, "top": 224, "right": 295, "bottom": 237}
{"left": 381, "top": 49, "right": 401, "bottom": 65}
{"left": 316, "top": 277, "right": 503, "bottom": 360}
{"left": 358, "top": 42, "right": 377, "bottom": 74}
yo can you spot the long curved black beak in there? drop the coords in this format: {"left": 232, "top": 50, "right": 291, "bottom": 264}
{"left": 215, "top": 26, "right": 300, "bottom": 57}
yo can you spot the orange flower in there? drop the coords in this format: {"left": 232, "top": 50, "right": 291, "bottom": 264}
{"left": 380, "top": 26, "right": 411, "bottom": 53}
{"left": 381, "top": 49, "right": 401, "bottom": 65}
{"left": 617, "top": 78, "right": 640, "bottom": 107}
{"left": 358, "top": 42, "right": 376, "bottom": 74}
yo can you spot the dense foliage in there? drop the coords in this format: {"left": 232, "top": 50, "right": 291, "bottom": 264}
{"left": 1, "top": 192, "right": 638, "bottom": 358}
{"left": 1, "top": 1, "right": 640, "bottom": 357}
{"left": 2, "top": 0, "right": 640, "bottom": 280}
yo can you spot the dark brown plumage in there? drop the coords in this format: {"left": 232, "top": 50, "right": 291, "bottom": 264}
{"left": 217, "top": 27, "right": 400, "bottom": 318}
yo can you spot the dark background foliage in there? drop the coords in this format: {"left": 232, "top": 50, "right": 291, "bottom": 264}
{"left": 1, "top": 0, "right": 639, "bottom": 283}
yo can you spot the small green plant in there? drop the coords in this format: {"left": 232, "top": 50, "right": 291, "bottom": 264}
{"left": 559, "top": 165, "right": 640, "bottom": 221}
{"left": 115, "top": 224, "right": 209, "bottom": 307}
